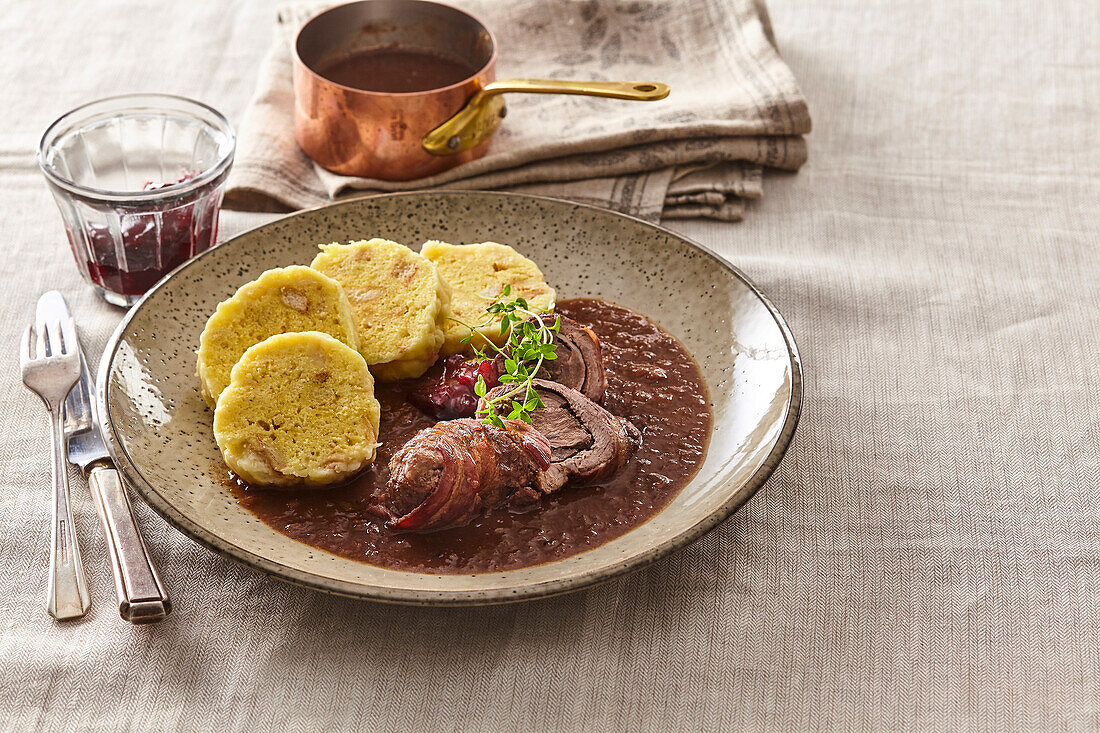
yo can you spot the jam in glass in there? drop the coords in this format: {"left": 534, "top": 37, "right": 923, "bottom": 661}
{"left": 38, "top": 94, "right": 235, "bottom": 306}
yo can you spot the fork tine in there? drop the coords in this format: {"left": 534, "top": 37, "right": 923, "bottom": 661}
{"left": 59, "top": 317, "right": 78, "bottom": 356}
{"left": 37, "top": 321, "right": 49, "bottom": 358}
{"left": 20, "top": 324, "right": 33, "bottom": 366}
{"left": 44, "top": 319, "right": 63, "bottom": 359}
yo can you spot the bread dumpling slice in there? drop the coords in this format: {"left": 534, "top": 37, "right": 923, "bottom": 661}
{"left": 311, "top": 239, "right": 449, "bottom": 381}
{"left": 197, "top": 266, "right": 358, "bottom": 408}
{"left": 421, "top": 240, "right": 555, "bottom": 356}
{"left": 213, "top": 331, "right": 381, "bottom": 487}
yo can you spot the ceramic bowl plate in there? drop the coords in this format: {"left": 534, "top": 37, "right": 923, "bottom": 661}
{"left": 97, "top": 191, "right": 801, "bottom": 605}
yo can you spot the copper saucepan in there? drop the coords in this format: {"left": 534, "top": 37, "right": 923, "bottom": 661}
{"left": 293, "top": 0, "right": 670, "bottom": 181}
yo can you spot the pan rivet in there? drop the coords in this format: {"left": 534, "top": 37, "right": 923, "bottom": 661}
{"left": 447, "top": 136, "right": 461, "bottom": 150}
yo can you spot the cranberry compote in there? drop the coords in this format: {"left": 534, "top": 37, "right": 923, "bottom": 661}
{"left": 70, "top": 173, "right": 219, "bottom": 297}
{"left": 407, "top": 355, "right": 500, "bottom": 419}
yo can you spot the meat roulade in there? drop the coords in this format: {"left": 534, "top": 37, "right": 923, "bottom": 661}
{"left": 528, "top": 313, "right": 607, "bottom": 404}
{"left": 382, "top": 381, "right": 637, "bottom": 533}
{"left": 379, "top": 418, "right": 552, "bottom": 531}
{"left": 482, "top": 379, "right": 638, "bottom": 493}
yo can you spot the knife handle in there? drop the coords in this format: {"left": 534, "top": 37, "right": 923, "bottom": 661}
{"left": 88, "top": 465, "right": 171, "bottom": 624}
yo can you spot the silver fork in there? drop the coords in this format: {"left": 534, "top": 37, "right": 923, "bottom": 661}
{"left": 20, "top": 317, "right": 91, "bottom": 620}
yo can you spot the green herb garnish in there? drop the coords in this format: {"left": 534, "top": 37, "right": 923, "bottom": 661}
{"left": 451, "top": 284, "right": 560, "bottom": 428}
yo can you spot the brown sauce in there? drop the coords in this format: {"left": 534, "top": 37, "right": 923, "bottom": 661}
{"left": 230, "top": 299, "right": 712, "bottom": 574}
{"left": 316, "top": 47, "right": 478, "bottom": 93}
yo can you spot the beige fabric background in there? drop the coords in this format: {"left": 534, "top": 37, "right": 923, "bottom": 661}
{"left": 1, "top": 0, "right": 1098, "bottom": 730}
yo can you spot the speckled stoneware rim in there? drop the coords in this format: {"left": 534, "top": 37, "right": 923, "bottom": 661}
{"left": 97, "top": 190, "right": 802, "bottom": 606}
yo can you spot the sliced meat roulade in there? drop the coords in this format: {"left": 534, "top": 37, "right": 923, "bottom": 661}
{"left": 518, "top": 313, "right": 606, "bottom": 404}
{"left": 378, "top": 418, "right": 552, "bottom": 531}
{"left": 482, "top": 379, "right": 639, "bottom": 493}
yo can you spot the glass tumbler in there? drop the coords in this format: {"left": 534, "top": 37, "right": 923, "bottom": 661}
{"left": 37, "top": 94, "right": 235, "bottom": 306}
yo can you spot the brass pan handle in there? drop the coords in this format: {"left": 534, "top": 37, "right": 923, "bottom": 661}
{"left": 423, "top": 79, "right": 670, "bottom": 156}
{"left": 480, "top": 79, "right": 670, "bottom": 100}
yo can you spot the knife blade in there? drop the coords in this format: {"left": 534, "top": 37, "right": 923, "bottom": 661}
{"left": 57, "top": 297, "right": 172, "bottom": 624}
{"left": 63, "top": 347, "right": 107, "bottom": 471}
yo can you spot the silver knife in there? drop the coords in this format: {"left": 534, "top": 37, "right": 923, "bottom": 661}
{"left": 55, "top": 296, "right": 172, "bottom": 624}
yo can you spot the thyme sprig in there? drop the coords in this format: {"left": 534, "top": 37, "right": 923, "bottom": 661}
{"left": 451, "top": 285, "right": 560, "bottom": 428}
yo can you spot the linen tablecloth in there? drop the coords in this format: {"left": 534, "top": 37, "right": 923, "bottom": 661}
{"left": 1, "top": 0, "right": 1098, "bottom": 730}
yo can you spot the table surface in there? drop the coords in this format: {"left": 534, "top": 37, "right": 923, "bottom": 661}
{"left": 2, "top": 0, "right": 1097, "bottom": 730}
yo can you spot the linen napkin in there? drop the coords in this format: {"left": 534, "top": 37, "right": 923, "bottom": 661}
{"left": 225, "top": 0, "right": 811, "bottom": 222}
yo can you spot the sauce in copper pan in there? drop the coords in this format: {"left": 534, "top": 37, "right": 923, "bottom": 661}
{"left": 316, "top": 48, "right": 478, "bottom": 93}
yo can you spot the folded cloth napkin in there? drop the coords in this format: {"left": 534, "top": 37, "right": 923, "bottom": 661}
{"left": 225, "top": 0, "right": 811, "bottom": 222}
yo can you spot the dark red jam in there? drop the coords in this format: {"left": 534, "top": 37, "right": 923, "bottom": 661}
{"left": 406, "top": 355, "right": 500, "bottom": 420}
{"left": 72, "top": 173, "right": 220, "bottom": 296}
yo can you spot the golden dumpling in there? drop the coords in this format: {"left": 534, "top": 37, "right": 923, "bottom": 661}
{"left": 213, "top": 332, "right": 381, "bottom": 487}
{"left": 421, "top": 240, "right": 555, "bottom": 356}
{"left": 311, "top": 239, "right": 449, "bottom": 381}
{"left": 197, "top": 266, "right": 358, "bottom": 407}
